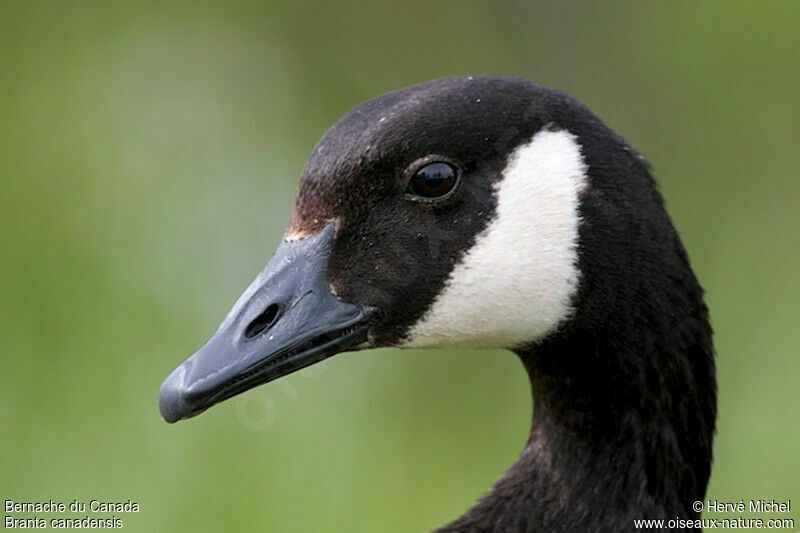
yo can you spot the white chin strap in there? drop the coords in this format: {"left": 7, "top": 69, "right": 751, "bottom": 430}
{"left": 403, "top": 128, "right": 587, "bottom": 349}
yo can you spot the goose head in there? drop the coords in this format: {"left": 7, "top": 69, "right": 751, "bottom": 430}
{"left": 159, "top": 76, "right": 715, "bottom": 529}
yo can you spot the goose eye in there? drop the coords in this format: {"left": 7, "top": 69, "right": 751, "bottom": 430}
{"left": 407, "top": 162, "right": 459, "bottom": 199}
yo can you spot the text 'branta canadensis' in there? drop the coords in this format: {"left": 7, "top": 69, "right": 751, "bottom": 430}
{"left": 159, "top": 76, "right": 715, "bottom": 532}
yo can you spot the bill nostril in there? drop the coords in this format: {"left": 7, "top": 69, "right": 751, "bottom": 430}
{"left": 244, "top": 304, "right": 282, "bottom": 339}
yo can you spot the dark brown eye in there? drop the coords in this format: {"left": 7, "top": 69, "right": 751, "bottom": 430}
{"left": 407, "top": 162, "right": 459, "bottom": 199}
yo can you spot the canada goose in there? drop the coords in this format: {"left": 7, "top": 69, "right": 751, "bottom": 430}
{"left": 159, "top": 75, "right": 715, "bottom": 531}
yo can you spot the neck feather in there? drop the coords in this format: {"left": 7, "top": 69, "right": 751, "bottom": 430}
{"left": 439, "top": 299, "right": 715, "bottom": 531}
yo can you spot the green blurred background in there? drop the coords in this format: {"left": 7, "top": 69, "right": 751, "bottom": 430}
{"left": 2, "top": 2, "right": 798, "bottom": 531}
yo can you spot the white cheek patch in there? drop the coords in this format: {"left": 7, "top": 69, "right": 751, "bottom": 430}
{"left": 403, "top": 129, "right": 587, "bottom": 349}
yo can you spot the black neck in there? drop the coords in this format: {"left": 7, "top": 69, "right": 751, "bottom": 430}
{"left": 439, "top": 314, "right": 715, "bottom": 532}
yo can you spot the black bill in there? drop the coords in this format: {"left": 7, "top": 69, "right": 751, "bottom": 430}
{"left": 158, "top": 223, "right": 376, "bottom": 423}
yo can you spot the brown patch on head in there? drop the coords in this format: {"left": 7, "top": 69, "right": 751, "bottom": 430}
{"left": 284, "top": 227, "right": 316, "bottom": 242}
{"left": 285, "top": 216, "right": 333, "bottom": 242}
{"left": 288, "top": 192, "right": 338, "bottom": 239}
